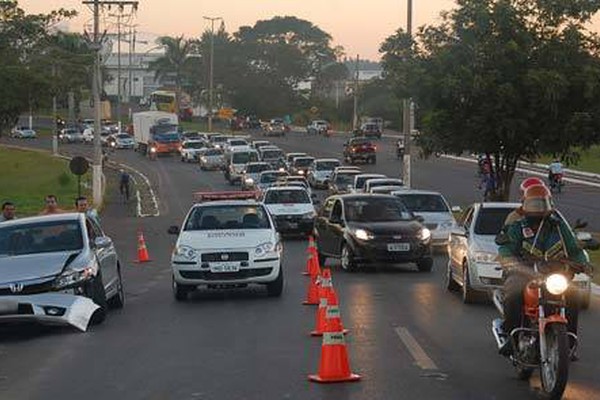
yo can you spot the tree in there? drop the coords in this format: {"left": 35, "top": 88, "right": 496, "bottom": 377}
{"left": 381, "top": 0, "right": 600, "bottom": 199}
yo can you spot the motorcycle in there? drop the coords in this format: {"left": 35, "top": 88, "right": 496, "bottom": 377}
{"left": 396, "top": 142, "right": 405, "bottom": 159}
{"left": 549, "top": 173, "right": 564, "bottom": 193}
{"left": 148, "top": 146, "right": 157, "bottom": 161}
{"left": 491, "top": 258, "right": 590, "bottom": 400}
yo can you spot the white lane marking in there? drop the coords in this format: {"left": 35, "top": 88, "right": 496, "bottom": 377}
{"left": 395, "top": 327, "right": 439, "bottom": 370}
{"left": 113, "top": 161, "right": 160, "bottom": 217}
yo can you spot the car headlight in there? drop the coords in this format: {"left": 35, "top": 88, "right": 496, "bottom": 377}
{"left": 150, "top": 147, "right": 157, "bottom": 153}
{"left": 302, "top": 211, "right": 316, "bottom": 220}
{"left": 298, "top": 170, "right": 305, "bottom": 175}
{"left": 546, "top": 273, "right": 569, "bottom": 295}
{"left": 255, "top": 241, "right": 281, "bottom": 258}
{"left": 472, "top": 251, "right": 497, "bottom": 263}
{"left": 419, "top": 228, "right": 431, "bottom": 241}
{"left": 173, "top": 245, "right": 198, "bottom": 261}
{"left": 354, "top": 228, "right": 374, "bottom": 240}
{"left": 53, "top": 265, "right": 96, "bottom": 290}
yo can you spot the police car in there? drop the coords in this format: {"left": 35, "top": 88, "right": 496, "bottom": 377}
{"left": 262, "top": 186, "right": 317, "bottom": 236}
{"left": 168, "top": 191, "right": 283, "bottom": 300}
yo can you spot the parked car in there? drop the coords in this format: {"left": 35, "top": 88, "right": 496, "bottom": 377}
{"left": 391, "top": 190, "right": 457, "bottom": 247}
{"left": 343, "top": 137, "right": 377, "bottom": 164}
{"left": 315, "top": 194, "right": 433, "bottom": 272}
{"left": 307, "top": 120, "right": 330, "bottom": 135}
{"left": 0, "top": 213, "right": 125, "bottom": 328}
{"left": 11, "top": 127, "right": 37, "bottom": 139}
{"left": 307, "top": 158, "right": 342, "bottom": 189}
{"left": 262, "top": 186, "right": 317, "bottom": 235}
{"left": 180, "top": 139, "right": 207, "bottom": 162}
{"left": 198, "top": 148, "right": 225, "bottom": 170}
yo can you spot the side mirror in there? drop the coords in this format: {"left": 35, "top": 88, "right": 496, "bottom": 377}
{"left": 573, "top": 219, "right": 588, "bottom": 230}
{"left": 94, "top": 236, "right": 113, "bottom": 248}
{"left": 451, "top": 206, "right": 462, "bottom": 213}
{"left": 168, "top": 225, "right": 180, "bottom": 235}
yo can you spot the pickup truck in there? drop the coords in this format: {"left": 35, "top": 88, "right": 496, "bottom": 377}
{"left": 306, "top": 120, "right": 330, "bottom": 135}
{"left": 343, "top": 138, "right": 377, "bottom": 164}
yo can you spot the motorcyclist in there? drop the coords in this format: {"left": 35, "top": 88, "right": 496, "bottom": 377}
{"left": 496, "top": 184, "right": 590, "bottom": 358}
{"left": 503, "top": 177, "right": 546, "bottom": 225}
{"left": 119, "top": 169, "right": 131, "bottom": 201}
{"left": 548, "top": 158, "right": 564, "bottom": 185}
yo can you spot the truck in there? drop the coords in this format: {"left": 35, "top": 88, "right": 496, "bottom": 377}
{"left": 343, "top": 137, "right": 377, "bottom": 164}
{"left": 133, "top": 111, "right": 181, "bottom": 156}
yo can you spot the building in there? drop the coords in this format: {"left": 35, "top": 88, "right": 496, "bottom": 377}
{"left": 102, "top": 51, "right": 164, "bottom": 103}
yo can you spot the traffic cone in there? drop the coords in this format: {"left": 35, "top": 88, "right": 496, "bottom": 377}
{"left": 308, "top": 331, "right": 361, "bottom": 383}
{"left": 324, "top": 289, "right": 348, "bottom": 335}
{"left": 311, "top": 269, "right": 335, "bottom": 336}
{"left": 303, "top": 271, "right": 321, "bottom": 305}
{"left": 135, "top": 229, "right": 151, "bottom": 263}
{"left": 304, "top": 236, "right": 319, "bottom": 275}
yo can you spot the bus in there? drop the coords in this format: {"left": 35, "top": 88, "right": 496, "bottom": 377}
{"left": 149, "top": 90, "right": 177, "bottom": 113}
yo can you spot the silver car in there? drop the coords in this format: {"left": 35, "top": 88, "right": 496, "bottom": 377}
{"left": 199, "top": 148, "right": 225, "bottom": 170}
{"left": 0, "top": 213, "right": 124, "bottom": 328}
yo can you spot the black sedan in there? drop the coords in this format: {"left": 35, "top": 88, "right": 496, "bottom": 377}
{"left": 315, "top": 194, "right": 433, "bottom": 272}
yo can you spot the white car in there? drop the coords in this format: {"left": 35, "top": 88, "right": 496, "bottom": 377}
{"left": 363, "top": 178, "right": 404, "bottom": 193}
{"left": 11, "top": 127, "right": 37, "bottom": 139}
{"left": 285, "top": 152, "right": 307, "bottom": 170}
{"left": 257, "top": 170, "right": 290, "bottom": 192}
{"left": 199, "top": 148, "right": 225, "bottom": 170}
{"left": 263, "top": 186, "right": 317, "bottom": 236}
{"left": 329, "top": 169, "right": 362, "bottom": 195}
{"left": 307, "top": 158, "right": 341, "bottom": 189}
{"left": 168, "top": 192, "right": 283, "bottom": 300}
{"left": 224, "top": 148, "right": 260, "bottom": 185}
{"left": 241, "top": 162, "right": 271, "bottom": 191}
{"left": 112, "top": 133, "right": 135, "bottom": 149}
{"left": 391, "top": 190, "right": 457, "bottom": 246}
{"left": 352, "top": 173, "right": 386, "bottom": 193}
{"left": 251, "top": 140, "right": 271, "bottom": 151}
{"left": 180, "top": 139, "right": 207, "bottom": 162}
{"left": 369, "top": 185, "right": 405, "bottom": 194}
{"left": 223, "top": 137, "right": 249, "bottom": 152}
{"left": 82, "top": 128, "right": 94, "bottom": 143}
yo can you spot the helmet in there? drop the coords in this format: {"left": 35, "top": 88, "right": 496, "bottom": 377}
{"left": 522, "top": 184, "right": 552, "bottom": 216}
{"left": 519, "top": 177, "right": 544, "bottom": 197}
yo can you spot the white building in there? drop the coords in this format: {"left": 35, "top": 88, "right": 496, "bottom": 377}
{"left": 103, "top": 52, "right": 164, "bottom": 102}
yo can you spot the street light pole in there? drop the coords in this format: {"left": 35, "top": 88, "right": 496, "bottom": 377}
{"left": 353, "top": 54, "right": 359, "bottom": 131}
{"left": 204, "top": 16, "right": 222, "bottom": 132}
{"left": 92, "top": 0, "right": 103, "bottom": 207}
{"left": 402, "top": 0, "right": 413, "bottom": 188}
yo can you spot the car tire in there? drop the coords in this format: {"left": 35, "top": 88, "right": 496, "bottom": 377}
{"left": 417, "top": 257, "right": 433, "bottom": 272}
{"left": 107, "top": 265, "right": 125, "bottom": 309}
{"left": 462, "top": 262, "right": 477, "bottom": 304}
{"left": 341, "top": 243, "right": 358, "bottom": 272}
{"left": 446, "top": 262, "right": 460, "bottom": 292}
{"left": 266, "top": 266, "right": 284, "bottom": 297}
{"left": 173, "top": 275, "right": 193, "bottom": 302}
{"left": 86, "top": 272, "right": 108, "bottom": 325}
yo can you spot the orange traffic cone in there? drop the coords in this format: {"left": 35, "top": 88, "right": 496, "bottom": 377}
{"left": 303, "top": 271, "right": 321, "bottom": 306}
{"left": 304, "top": 236, "right": 319, "bottom": 275}
{"left": 311, "top": 269, "right": 335, "bottom": 336}
{"left": 135, "top": 230, "right": 151, "bottom": 263}
{"left": 324, "top": 289, "right": 348, "bottom": 335}
{"left": 308, "top": 331, "right": 361, "bottom": 383}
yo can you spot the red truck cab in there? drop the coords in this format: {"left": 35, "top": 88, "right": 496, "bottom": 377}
{"left": 343, "top": 137, "right": 377, "bottom": 165}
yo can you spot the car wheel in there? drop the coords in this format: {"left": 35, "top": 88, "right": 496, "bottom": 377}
{"left": 266, "top": 265, "right": 284, "bottom": 297}
{"left": 446, "top": 261, "right": 460, "bottom": 292}
{"left": 417, "top": 257, "right": 433, "bottom": 272}
{"left": 173, "top": 275, "right": 193, "bottom": 302}
{"left": 86, "top": 272, "right": 108, "bottom": 325}
{"left": 341, "top": 243, "right": 358, "bottom": 272}
{"left": 462, "top": 262, "right": 477, "bottom": 304}
{"left": 107, "top": 265, "right": 125, "bottom": 309}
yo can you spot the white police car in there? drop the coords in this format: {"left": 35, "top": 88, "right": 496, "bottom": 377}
{"left": 262, "top": 186, "right": 317, "bottom": 236}
{"left": 168, "top": 192, "right": 283, "bottom": 300}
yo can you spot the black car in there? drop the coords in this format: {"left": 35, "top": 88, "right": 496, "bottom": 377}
{"left": 315, "top": 194, "right": 433, "bottom": 272}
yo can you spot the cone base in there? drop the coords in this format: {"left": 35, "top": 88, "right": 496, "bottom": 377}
{"left": 308, "top": 373, "right": 361, "bottom": 383}
{"left": 134, "top": 259, "right": 152, "bottom": 263}
{"left": 302, "top": 271, "right": 310, "bottom": 276}
{"left": 311, "top": 329, "right": 349, "bottom": 337}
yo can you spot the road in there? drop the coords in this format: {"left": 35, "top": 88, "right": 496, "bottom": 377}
{"left": 1, "top": 132, "right": 599, "bottom": 400}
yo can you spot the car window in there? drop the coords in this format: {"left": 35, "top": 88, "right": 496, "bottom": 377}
{"left": 232, "top": 152, "right": 258, "bottom": 164}
{"left": 0, "top": 220, "right": 83, "bottom": 255}
{"left": 344, "top": 197, "right": 412, "bottom": 222}
{"left": 294, "top": 158, "right": 314, "bottom": 167}
{"left": 459, "top": 207, "right": 474, "bottom": 228}
{"left": 331, "top": 200, "right": 343, "bottom": 221}
{"left": 316, "top": 161, "right": 340, "bottom": 171}
{"left": 264, "top": 189, "right": 310, "bottom": 204}
{"left": 474, "top": 208, "right": 513, "bottom": 235}
{"left": 184, "top": 205, "right": 271, "bottom": 231}
{"left": 395, "top": 194, "right": 449, "bottom": 213}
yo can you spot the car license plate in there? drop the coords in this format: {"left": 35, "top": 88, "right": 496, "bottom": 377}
{"left": 387, "top": 243, "right": 410, "bottom": 252}
{"left": 210, "top": 263, "right": 240, "bottom": 273}
{"left": 477, "top": 264, "right": 503, "bottom": 279}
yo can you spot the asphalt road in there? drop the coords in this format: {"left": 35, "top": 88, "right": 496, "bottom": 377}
{"left": 1, "top": 132, "right": 599, "bottom": 400}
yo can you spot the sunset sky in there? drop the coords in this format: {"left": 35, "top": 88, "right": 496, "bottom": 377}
{"left": 19, "top": 0, "right": 600, "bottom": 60}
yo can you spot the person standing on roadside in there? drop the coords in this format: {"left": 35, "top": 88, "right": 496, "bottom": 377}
{"left": 40, "top": 195, "right": 66, "bottom": 215}
{"left": 75, "top": 196, "right": 100, "bottom": 224}
{"left": 0, "top": 201, "right": 16, "bottom": 222}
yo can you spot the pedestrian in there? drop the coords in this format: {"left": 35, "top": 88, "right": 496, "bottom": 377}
{"left": 479, "top": 172, "right": 496, "bottom": 201}
{"left": 75, "top": 196, "right": 100, "bottom": 224}
{"left": 40, "top": 194, "right": 67, "bottom": 215}
{"left": 119, "top": 169, "right": 131, "bottom": 201}
{"left": 0, "top": 201, "right": 16, "bottom": 222}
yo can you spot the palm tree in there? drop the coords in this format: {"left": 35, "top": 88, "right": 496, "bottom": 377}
{"left": 149, "top": 36, "right": 194, "bottom": 112}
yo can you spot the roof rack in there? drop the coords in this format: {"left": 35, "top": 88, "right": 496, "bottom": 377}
{"left": 193, "top": 191, "right": 260, "bottom": 202}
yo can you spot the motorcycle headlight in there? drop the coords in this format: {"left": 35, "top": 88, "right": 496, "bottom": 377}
{"left": 150, "top": 147, "right": 157, "bottom": 153}
{"left": 546, "top": 274, "right": 569, "bottom": 295}
{"left": 354, "top": 228, "right": 374, "bottom": 240}
{"left": 419, "top": 228, "right": 431, "bottom": 241}
{"left": 472, "top": 251, "right": 497, "bottom": 263}
{"left": 255, "top": 241, "right": 281, "bottom": 258}
{"left": 173, "top": 245, "right": 198, "bottom": 261}
{"left": 53, "top": 265, "right": 96, "bottom": 290}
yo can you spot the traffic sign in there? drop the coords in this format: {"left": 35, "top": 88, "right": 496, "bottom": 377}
{"left": 69, "top": 156, "right": 89, "bottom": 176}
{"left": 310, "top": 106, "right": 319, "bottom": 114}
{"left": 218, "top": 108, "right": 234, "bottom": 119}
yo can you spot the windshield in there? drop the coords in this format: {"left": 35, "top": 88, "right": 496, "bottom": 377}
{"left": 316, "top": 161, "right": 340, "bottom": 171}
{"left": 184, "top": 205, "right": 271, "bottom": 231}
{"left": 345, "top": 198, "right": 412, "bottom": 222}
{"left": 204, "top": 149, "right": 223, "bottom": 156}
{"left": 260, "top": 172, "right": 287, "bottom": 183}
{"left": 0, "top": 220, "right": 83, "bottom": 256}
{"left": 229, "top": 140, "right": 247, "bottom": 146}
{"left": 211, "top": 136, "right": 227, "bottom": 143}
{"left": 262, "top": 150, "right": 284, "bottom": 160}
{"left": 356, "top": 175, "right": 384, "bottom": 189}
{"left": 232, "top": 152, "right": 259, "bottom": 164}
{"left": 184, "top": 142, "right": 205, "bottom": 149}
{"left": 246, "top": 164, "right": 269, "bottom": 173}
{"left": 369, "top": 180, "right": 403, "bottom": 189}
{"left": 335, "top": 173, "right": 359, "bottom": 186}
{"left": 116, "top": 134, "right": 130, "bottom": 139}
{"left": 294, "top": 158, "right": 314, "bottom": 167}
{"left": 395, "top": 194, "right": 450, "bottom": 213}
{"left": 264, "top": 189, "right": 310, "bottom": 204}
{"left": 350, "top": 138, "right": 370, "bottom": 146}
{"left": 474, "top": 208, "right": 513, "bottom": 235}
{"left": 154, "top": 132, "right": 180, "bottom": 142}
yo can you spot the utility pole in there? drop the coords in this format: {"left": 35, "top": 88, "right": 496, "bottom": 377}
{"left": 402, "top": 0, "right": 413, "bottom": 188}
{"left": 52, "top": 64, "right": 58, "bottom": 156}
{"left": 352, "top": 54, "right": 359, "bottom": 131}
{"left": 128, "top": 25, "right": 134, "bottom": 105}
{"left": 204, "top": 16, "right": 223, "bottom": 132}
{"left": 83, "top": 0, "right": 138, "bottom": 207}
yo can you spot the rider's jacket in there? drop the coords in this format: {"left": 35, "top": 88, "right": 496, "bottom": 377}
{"left": 549, "top": 162, "right": 563, "bottom": 175}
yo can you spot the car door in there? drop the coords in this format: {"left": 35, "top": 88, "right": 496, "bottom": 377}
{"left": 87, "top": 218, "right": 117, "bottom": 292}
{"left": 315, "top": 197, "right": 336, "bottom": 255}
{"left": 328, "top": 200, "right": 346, "bottom": 257}
{"left": 450, "top": 207, "right": 474, "bottom": 283}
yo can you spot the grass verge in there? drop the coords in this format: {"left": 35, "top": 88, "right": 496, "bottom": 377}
{"left": 537, "top": 145, "right": 600, "bottom": 175}
{"left": 0, "top": 147, "right": 91, "bottom": 216}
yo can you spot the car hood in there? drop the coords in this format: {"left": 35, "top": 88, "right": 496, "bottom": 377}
{"left": 313, "top": 171, "right": 332, "bottom": 178}
{"left": 0, "top": 251, "right": 80, "bottom": 284}
{"left": 266, "top": 203, "right": 314, "bottom": 216}
{"left": 412, "top": 212, "right": 455, "bottom": 225}
{"left": 471, "top": 235, "right": 499, "bottom": 254}
{"left": 348, "top": 220, "right": 423, "bottom": 237}
{"left": 177, "top": 230, "right": 276, "bottom": 250}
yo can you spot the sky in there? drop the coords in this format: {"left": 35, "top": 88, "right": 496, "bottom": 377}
{"left": 19, "top": 0, "right": 600, "bottom": 60}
